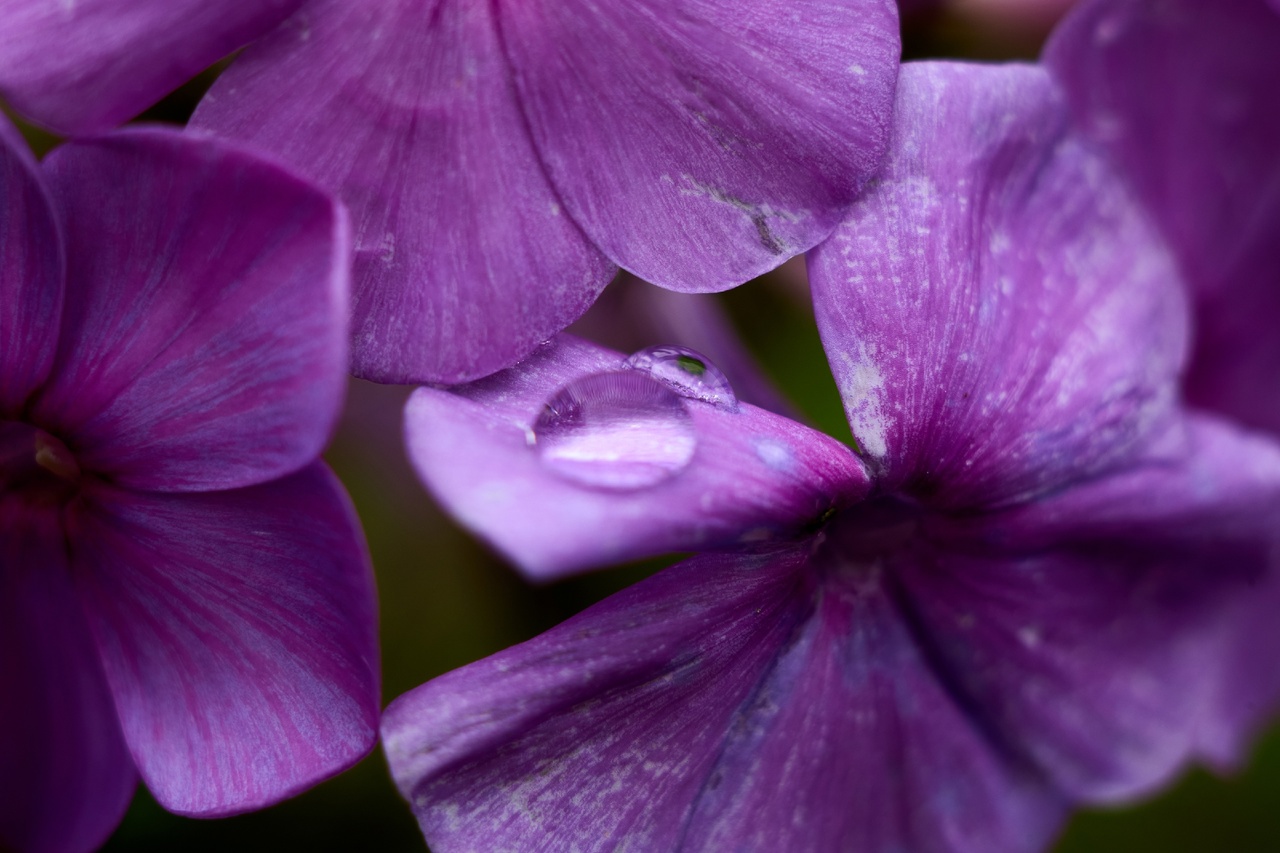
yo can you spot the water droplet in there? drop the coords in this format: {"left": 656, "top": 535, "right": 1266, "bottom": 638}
{"left": 625, "top": 345, "right": 736, "bottom": 408}
{"left": 533, "top": 371, "right": 696, "bottom": 490}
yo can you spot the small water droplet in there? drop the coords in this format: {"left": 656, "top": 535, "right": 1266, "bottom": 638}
{"left": 624, "top": 345, "right": 736, "bottom": 408}
{"left": 533, "top": 371, "right": 696, "bottom": 490}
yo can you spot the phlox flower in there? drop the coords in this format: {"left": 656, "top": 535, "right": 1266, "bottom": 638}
{"left": 380, "top": 58, "right": 1280, "bottom": 853}
{"left": 0, "top": 0, "right": 901, "bottom": 383}
{"left": 0, "top": 118, "right": 379, "bottom": 853}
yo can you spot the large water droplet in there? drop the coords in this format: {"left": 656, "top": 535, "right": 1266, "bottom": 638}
{"left": 625, "top": 345, "right": 737, "bottom": 408}
{"left": 533, "top": 371, "right": 696, "bottom": 490}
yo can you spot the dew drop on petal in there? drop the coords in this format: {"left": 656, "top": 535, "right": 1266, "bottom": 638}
{"left": 624, "top": 345, "right": 737, "bottom": 408}
{"left": 533, "top": 371, "right": 696, "bottom": 490}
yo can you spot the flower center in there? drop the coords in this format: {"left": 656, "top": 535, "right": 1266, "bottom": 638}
{"left": 0, "top": 421, "right": 82, "bottom": 506}
{"left": 815, "top": 497, "right": 923, "bottom": 585}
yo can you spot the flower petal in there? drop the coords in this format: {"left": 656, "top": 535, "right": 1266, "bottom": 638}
{"left": 191, "top": 0, "right": 614, "bottom": 383}
{"left": 384, "top": 550, "right": 1064, "bottom": 853}
{"left": 1045, "top": 0, "right": 1280, "bottom": 433}
{"left": 0, "top": 0, "right": 304, "bottom": 135}
{"left": 404, "top": 336, "right": 868, "bottom": 580}
{"left": 499, "top": 0, "right": 900, "bottom": 290}
{"left": 67, "top": 464, "right": 379, "bottom": 816}
{"left": 808, "top": 61, "right": 1187, "bottom": 510}
{"left": 0, "top": 113, "right": 62, "bottom": 417}
{"left": 906, "top": 415, "right": 1280, "bottom": 800}
{"left": 0, "top": 502, "right": 135, "bottom": 853}
{"left": 31, "top": 128, "right": 349, "bottom": 492}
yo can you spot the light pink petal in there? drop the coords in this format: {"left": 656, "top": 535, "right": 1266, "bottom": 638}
{"left": 68, "top": 465, "right": 379, "bottom": 816}
{"left": 385, "top": 550, "right": 1063, "bottom": 853}
{"left": 192, "top": 0, "right": 614, "bottom": 383}
{"left": 0, "top": 502, "right": 135, "bottom": 853}
{"left": 404, "top": 336, "right": 868, "bottom": 580}
{"left": 808, "top": 62, "right": 1186, "bottom": 510}
{"left": 0, "top": 113, "right": 62, "bottom": 416}
{"left": 31, "top": 128, "right": 349, "bottom": 492}
{"left": 0, "top": 0, "right": 304, "bottom": 135}
{"left": 500, "top": 0, "right": 901, "bottom": 290}
{"left": 912, "top": 415, "right": 1280, "bottom": 800}
{"left": 1046, "top": 0, "right": 1280, "bottom": 433}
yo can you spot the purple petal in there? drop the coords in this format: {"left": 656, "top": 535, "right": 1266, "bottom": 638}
{"left": 385, "top": 549, "right": 1063, "bottom": 853}
{"left": 0, "top": 0, "right": 304, "bottom": 135}
{"left": 808, "top": 62, "right": 1187, "bottom": 510}
{"left": 1, "top": 502, "right": 135, "bottom": 853}
{"left": 403, "top": 336, "right": 868, "bottom": 580}
{"left": 907, "top": 415, "right": 1280, "bottom": 800}
{"left": 67, "top": 464, "right": 379, "bottom": 816}
{"left": 0, "top": 113, "right": 62, "bottom": 417}
{"left": 499, "top": 0, "right": 901, "bottom": 290}
{"left": 191, "top": 0, "right": 614, "bottom": 383}
{"left": 30, "top": 128, "right": 349, "bottom": 492}
{"left": 1045, "top": 0, "right": 1280, "bottom": 433}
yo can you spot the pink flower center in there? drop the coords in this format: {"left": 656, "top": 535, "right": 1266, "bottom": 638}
{"left": 0, "top": 420, "right": 82, "bottom": 506}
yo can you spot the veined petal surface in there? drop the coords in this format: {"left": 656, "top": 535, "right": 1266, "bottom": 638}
{"left": 192, "top": 0, "right": 614, "bottom": 383}
{"left": 67, "top": 465, "right": 379, "bottom": 816}
{"left": 809, "top": 62, "right": 1186, "bottom": 510}
{"left": 404, "top": 336, "right": 868, "bottom": 580}
{"left": 32, "top": 129, "right": 349, "bottom": 492}
{"left": 497, "top": 0, "right": 901, "bottom": 290}
{"left": 1046, "top": 0, "right": 1280, "bottom": 433}
{"left": 0, "top": 0, "right": 303, "bottom": 135}
{"left": 0, "top": 503, "right": 135, "bottom": 853}
{"left": 385, "top": 550, "right": 1063, "bottom": 853}
{"left": 0, "top": 113, "right": 62, "bottom": 416}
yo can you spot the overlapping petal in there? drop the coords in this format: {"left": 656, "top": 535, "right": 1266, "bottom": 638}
{"left": 0, "top": 504, "right": 135, "bottom": 853}
{"left": 30, "top": 128, "right": 349, "bottom": 492}
{"left": 385, "top": 549, "right": 1063, "bottom": 853}
{"left": 808, "top": 62, "right": 1186, "bottom": 510}
{"left": 0, "top": 0, "right": 304, "bottom": 135}
{"left": 192, "top": 0, "right": 614, "bottom": 383}
{"left": 0, "top": 114, "right": 62, "bottom": 416}
{"left": 67, "top": 465, "right": 379, "bottom": 816}
{"left": 1045, "top": 0, "right": 1280, "bottom": 433}
{"left": 403, "top": 336, "right": 868, "bottom": 579}
{"left": 911, "top": 415, "right": 1280, "bottom": 800}
{"left": 496, "top": 0, "right": 901, "bottom": 290}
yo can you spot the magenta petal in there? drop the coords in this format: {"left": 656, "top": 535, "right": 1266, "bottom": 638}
{"left": 1046, "top": 0, "right": 1280, "bottom": 433}
{"left": 384, "top": 551, "right": 1063, "bottom": 853}
{"left": 68, "top": 464, "right": 379, "bottom": 816}
{"left": 0, "top": 113, "right": 62, "bottom": 416}
{"left": 808, "top": 62, "right": 1186, "bottom": 510}
{"left": 499, "top": 0, "right": 900, "bottom": 290}
{"left": 192, "top": 0, "right": 614, "bottom": 383}
{"left": 1, "top": 504, "right": 135, "bottom": 853}
{"left": 909, "top": 416, "right": 1280, "bottom": 800}
{"left": 404, "top": 336, "right": 868, "bottom": 580}
{"left": 0, "top": 0, "right": 304, "bottom": 135}
{"left": 31, "top": 128, "right": 349, "bottom": 492}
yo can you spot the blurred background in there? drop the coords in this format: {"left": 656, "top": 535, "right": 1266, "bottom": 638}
{"left": 9, "top": 0, "right": 1280, "bottom": 849}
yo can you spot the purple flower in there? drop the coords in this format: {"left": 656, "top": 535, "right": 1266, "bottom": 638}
{"left": 0, "top": 118, "right": 379, "bottom": 853}
{"left": 1045, "top": 0, "right": 1280, "bottom": 437}
{"left": 0, "top": 0, "right": 902, "bottom": 384}
{"left": 381, "top": 60, "right": 1280, "bottom": 852}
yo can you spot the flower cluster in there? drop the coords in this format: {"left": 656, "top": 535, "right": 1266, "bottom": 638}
{"left": 1, "top": 0, "right": 1278, "bottom": 851}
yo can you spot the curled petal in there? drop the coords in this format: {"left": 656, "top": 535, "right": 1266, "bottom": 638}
{"left": 498, "top": 0, "right": 901, "bottom": 289}
{"left": 1046, "top": 0, "right": 1280, "bottom": 433}
{"left": 404, "top": 336, "right": 868, "bottom": 580}
{"left": 808, "top": 62, "right": 1186, "bottom": 510}
{"left": 1, "top": 503, "right": 135, "bottom": 853}
{"left": 384, "top": 550, "right": 1063, "bottom": 853}
{"left": 68, "top": 465, "right": 379, "bottom": 816}
{"left": 0, "top": 113, "right": 62, "bottom": 416}
{"left": 192, "top": 0, "right": 614, "bottom": 383}
{"left": 33, "top": 128, "right": 350, "bottom": 492}
{"left": 0, "top": 0, "right": 304, "bottom": 135}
